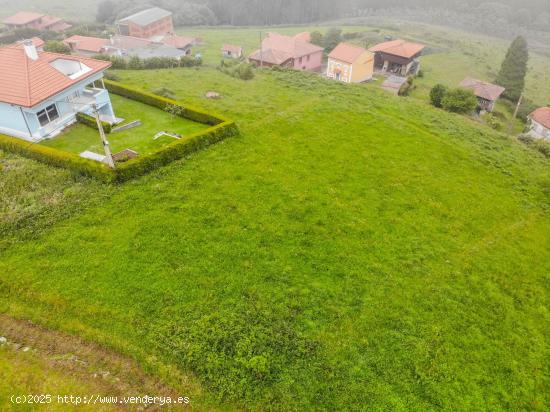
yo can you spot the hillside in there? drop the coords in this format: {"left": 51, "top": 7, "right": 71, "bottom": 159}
{"left": 1, "top": 66, "right": 549, "bottom": 410}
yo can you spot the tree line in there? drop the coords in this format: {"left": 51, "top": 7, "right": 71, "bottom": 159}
{"left": 96, "top": 0, "right": 550, "bottom": 30}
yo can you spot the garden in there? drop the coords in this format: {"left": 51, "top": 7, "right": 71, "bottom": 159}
{"left": 41, "top": 94, "right": 210, "bottom": 156}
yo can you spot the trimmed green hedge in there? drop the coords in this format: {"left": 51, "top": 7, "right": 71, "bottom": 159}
{"left": 76, "top": 112, "right": 112, "bottom": 134}
{"left": 1, "top": 81, "right": 238, "bottom": 183}
{"left": 0, "top": 134, "right": 114, "bottom": 182}
{"left": 104, "top": 80, "right": 227, "bottom": 126}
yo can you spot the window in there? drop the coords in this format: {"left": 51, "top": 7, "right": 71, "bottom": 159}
{"left": 36, "top": 104, "right": 59, "bottom": 127}
{"left": 299, "top": 57, "right": 303, "bottom": 64}
{"left": 307, "top": 55, "right": 310, "bottom": 61}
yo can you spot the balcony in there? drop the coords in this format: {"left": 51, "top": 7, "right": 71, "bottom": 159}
{"left": 71, "top": 88, "right": 110, "bottom": 111}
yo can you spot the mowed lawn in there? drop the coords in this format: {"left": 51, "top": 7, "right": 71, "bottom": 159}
{"left": 40, "top": 94, "right": 209, "bottom": 156}
{"left": 1, "top": 67, "right": 549, "bottom": 410}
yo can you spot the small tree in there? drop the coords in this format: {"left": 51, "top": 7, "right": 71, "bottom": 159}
{"left": 496, "top": 36, "right": 529, "bottom": 102}
{"left": 323, "top": 28, "right": 342, "bottom": 53}
{"left": 441, "top": 89, "right": 478, "bottom": 114}
{"left": 430, "top": 84, "right": 448, "bottom": 108}
{"left": 310, "top": 31, "right": 323, "bottom": 47}
{"left": 43, "top": 41, "right": 71, "bottom": 54}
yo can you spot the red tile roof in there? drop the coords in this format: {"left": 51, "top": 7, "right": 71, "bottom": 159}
{"left": 459, "top": 77, "right": 505, "bottom": 102}
{"left": 3, "top": 11, "right": 43, "bottom": 25}
{"left": 0, "top": 43, "right": 111, "bottom": 108}
{"left": 293, "top": 32, "right": 311, "bottom": 43}
{"left": 64, "top": 35, "right": 109, "bottom": 53}
{"left": 369, "top": 39, "right": 425, "bottom": 59}
{"left": 161, "top": 34, "right": 194, "bottom": 49}
{"left": 329, "top": 43, "right": 371, "bottom": 64}
{"left": 530, "top": 107, "right": 550, "bottom": 129}
{"left": 222, "top": 44, "right": 243, "bottom": 54}
{"left": 249, "top": 48, "right": 293, "bottom": 65}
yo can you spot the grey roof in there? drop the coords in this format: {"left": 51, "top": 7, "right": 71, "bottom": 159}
{"left": 118, "top": 7, "right": 172, "bottom": 27}
{"left": 125, "top": 44, "right": 187, "bottom": 59}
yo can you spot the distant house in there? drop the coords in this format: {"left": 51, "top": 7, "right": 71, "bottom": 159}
{"left": 222, "top": 44, "right": 243, "bottom": 59}
{"left": 3, "top": 11, "right": 71, "bottom": 32}
{"left": 369, "top": 39, "right": 425, "bottom": 77}
{"left": 117, "top": 7, "right": 174, "bottom": 39}
{"left": 528, "top": 107, "right": 550, "bottom": 140}
{"left": 63, "top": 35, "right": 109, "bottom": 56}
{"left": 157, "top": 34, "right": 194, "bottom": 54}
{"left": 0, "top": 40, "right": 115, "bottom": 142}
{"left": 327, "top": 43, "right": 374, "bottom": 83}
{"left": 248, "top": 33, "right": 323, "bottom": 71}
{"left": 459, "top": 77, "right": 505, "bottom": 112}
{"left": 105, "top": 35, "right": 189, "bottom": 59}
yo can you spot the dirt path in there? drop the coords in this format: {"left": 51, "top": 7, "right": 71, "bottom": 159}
{"left": 0, "top": 315, "right": 199, "bottom": 411}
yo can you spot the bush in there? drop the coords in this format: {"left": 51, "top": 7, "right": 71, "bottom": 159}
{"left": 43, "top": 40, "right": 72, "bottom": 54}
{"left": 441, "top": 88, "right": 479, "bottom": 114}
{"left": 430, "top": 84, "right": 448, "bottom": 108}
{"left": 518, "top": 134, "right": 550, "bottom": 158}
{"left": 398, "top": 76, "right": 415, "bottom": 96}
{"left": 219, "top": 59, "right": 255, "bottom": 80}
{"left": 76, "top": 112, "right": 112, "bottom": 134}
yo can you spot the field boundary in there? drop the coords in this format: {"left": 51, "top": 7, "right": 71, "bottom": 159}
{"left": 0, "top": 81, "right": 238, "bottom": 183}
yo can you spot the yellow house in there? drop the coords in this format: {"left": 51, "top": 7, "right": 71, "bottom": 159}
{"left": 327, "top": 43, "right": 374, "bottom": 83}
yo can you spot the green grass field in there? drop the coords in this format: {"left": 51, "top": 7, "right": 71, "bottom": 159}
{"left": 40, "top": 94, "right": 209, "bottom": 156}
{"left": 1, "top": 63, "right": 549, "bottom": 410}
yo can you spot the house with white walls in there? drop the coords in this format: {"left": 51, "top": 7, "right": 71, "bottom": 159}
{"left": 0, "top": 40, "right": 115, "bottom": 142}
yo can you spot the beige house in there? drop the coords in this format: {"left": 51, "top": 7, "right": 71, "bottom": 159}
{"left": 327, "top": 43, "right": 374, "bottom": 83}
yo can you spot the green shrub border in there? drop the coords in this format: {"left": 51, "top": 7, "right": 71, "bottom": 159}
{"left": 0, "top": 81, "right": 238, "bottom": 183}
{"left": 76, "top": 112, "right": 112, "bottom": 134}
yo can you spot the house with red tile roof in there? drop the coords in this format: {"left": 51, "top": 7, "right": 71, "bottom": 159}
{"left": 248, "top": 33, "right": 323, "bottom": 71}
{"left": 222, "top": 44, "right": 243, "bottom": 59}
{"left": 369, "top": 39, "right": 425, "bottom": 76}
{"left": 327, "top": 43, "right": 374, "bottom": 83}
{"left": 528, "top": 107, "right": 550, "bottom": 140}
{"left": 3, "top": 11, "right": 71, "bottom": 32}
{"left": 0, "top": 40, "right": 115, "bottom": 142}
{"left": 459, "top": 77, "right": 505, "bottom": 112}
{"left": 63, "top": 35, "right": 110, "bottom": 56}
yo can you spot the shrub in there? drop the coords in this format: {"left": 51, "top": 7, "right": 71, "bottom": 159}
{"left": 398, "top": 76, "right": 415, "bottom": 96}
{"left": 91, "top": 54, "right": 201, "bottom": 70}
{"left": 430, "top": 84, "right": 448, "bottom": 108}
{"left": 219, "top": 59, "right": 255, "bottom": 80}
{"left": 76, "top": 112, "right": 112, "bottom": 134}
{"left": 518, "top": 134, "right": 550, "bottom": 158}
{"left": 441, "top": 88, "right": 479, "bottom": 114}
{"left": 43, "top": 40, "right": 71, "bottom": 54}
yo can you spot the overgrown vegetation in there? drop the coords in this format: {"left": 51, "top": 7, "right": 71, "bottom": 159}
{"left": 218, "top": 59, "right": 254, "bottom": 80}
{"left": 430, "top": 85, "right": 478, "bottom": 114}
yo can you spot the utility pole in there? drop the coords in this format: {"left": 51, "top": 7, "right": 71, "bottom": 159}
{"left": 92, "top": 104, "right": 115, "bottom": 169}
{"left": 259, "top": 31, "right": 263, "bottom": 68}
{"left": 509, "top": 92, "right": 524, "bottom": 135}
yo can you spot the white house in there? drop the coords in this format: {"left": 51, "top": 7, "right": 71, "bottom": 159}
{"left": 528, "top": 107, "right": 550, "bottom": 140}
{"left": 0, "top": 40, "right": 115, "bottom": 142}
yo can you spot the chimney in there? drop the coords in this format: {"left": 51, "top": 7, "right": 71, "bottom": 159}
{"left": 22, "top": 39, "right": 38, "bottom": 61}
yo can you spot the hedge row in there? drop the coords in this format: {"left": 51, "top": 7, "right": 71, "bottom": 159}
{"left": 104, "top": 80, "right": 227, "bottom": 126}
{"left": 1, "top": 82, "right": 238, "bottom": 183}
{"left": 113, "top": 121, "right": 238, "bottom": 181}
{"left": 76, "top": 112, "right": 112, "bottom": 134}
{"left": 0, "top": 134, "right": 114, "bottom": 182}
